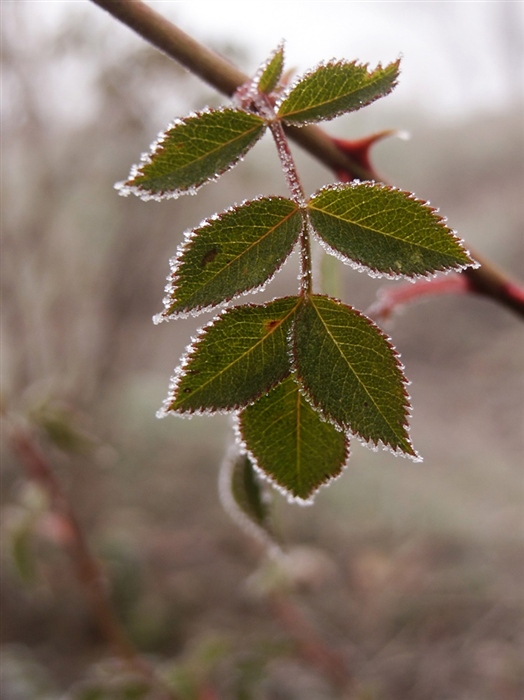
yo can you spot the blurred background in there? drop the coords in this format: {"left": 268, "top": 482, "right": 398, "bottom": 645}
{"left": 2, "top": 1, "right": 523, "bottom": 698}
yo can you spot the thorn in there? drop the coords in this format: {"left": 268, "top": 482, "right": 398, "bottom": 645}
{"left": 332, "top": 130, "right": 398, "bottom": 182}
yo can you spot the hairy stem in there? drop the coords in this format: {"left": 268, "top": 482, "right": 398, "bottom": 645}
{"left": 89, "top": 0, "right": 524, "bottom": 319}
{"left": 268, "top": 118, "right": 313, "bottom": 295}
{"left": 268, "top": 119, "right": 305, "bottom": 205}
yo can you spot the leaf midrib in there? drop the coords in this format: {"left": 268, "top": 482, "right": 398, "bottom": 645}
{"left": 138, "top": 113, "right": 265, "bottom": 183}
{"left": 279, "top": 69, "right": 390, "bottom": 119}
{"left": 309, "top": 203, "right": 458, "bottom": 259}
{"left": 174, "top": 299, "right": 301, "bottom": 409}
{"left": 309, "top": 297, "right": 406, "bottom": 445}
{"left": 176, "top": 203, "right": 300, "bottom": 308}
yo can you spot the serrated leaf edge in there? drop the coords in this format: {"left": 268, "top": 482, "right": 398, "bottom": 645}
{"left": 254, "top": 41, "right": 286, "bottom": 94}
{"left": 157, "top": 297, "right": 302, "bottom": 417}
{"left": 115, "top": 107, "right": 267, "bottom": 202}
{"left": 308, "top": 182, "right": 479, "bottom": 280}
{"left": 292, "top": 295, "right": 422, "bottom": 462}
{"left": 276, "top": 59, "right": 400, "bottom": 126}
{"left": 155, "top": 195, "right": 301, "bottom": 321}
{"left": 233, "top": 379, "right": 352, "bottom": 505}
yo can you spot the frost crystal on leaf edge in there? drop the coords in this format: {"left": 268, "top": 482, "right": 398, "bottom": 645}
{"left": 115, "top": 107, "right": 267, "bottom": 201}
{"left": 156, "top": 195, "right": 301, "bottom": 321}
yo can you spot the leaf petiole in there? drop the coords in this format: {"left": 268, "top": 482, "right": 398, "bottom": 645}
{"left": 267, "top": 118, "right": 312, "bottom": 296}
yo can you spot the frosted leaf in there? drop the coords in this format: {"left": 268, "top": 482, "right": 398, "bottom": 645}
{"left": 237, "top": 375, "right": 350, "bottom": 503}
{"left": 159, "top": 297, "right": 302, "bottom": 416}
{"left": 255, "top": 42, "right": 285, "bottom": 95}
{"left": 117, "top": 108, "right": 267, "bottom": 200}
{"left": 292, "top": 295, "right": 419, "bottom": 459}
{"left": 308, "top": 182, "right": 477, "bottom": 279}
{"left": 219, "top": 447, "right": 280, "bottom": 550}
{"left": 277, "top": 59, "right": 400, "bottom": 125}
{"left": 158, "top": 196, "right": 302, "bottom": 318}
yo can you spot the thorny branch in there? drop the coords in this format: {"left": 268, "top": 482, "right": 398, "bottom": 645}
{"left": 90, "top": 0, "right": 524, "bottom": 320}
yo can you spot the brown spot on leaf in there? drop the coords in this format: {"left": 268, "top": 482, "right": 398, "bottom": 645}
{"left": 183, "top": 388, "right": 192, "bottom": 394}
{"left": 201, "top": 248, "right": 218, "bottom": 267}
{"left": 264, "top": 319, "right": 281, "bottom": 333}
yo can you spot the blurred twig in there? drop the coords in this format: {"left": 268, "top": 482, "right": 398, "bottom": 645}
{"left": 7, "top": 422, "right": 177, "bottom": 700}
{"left": 90, "top": 0, "right": 524, "bottom": 320}
{"left": 269, "top": 592, "right": 354, "bottom": 694}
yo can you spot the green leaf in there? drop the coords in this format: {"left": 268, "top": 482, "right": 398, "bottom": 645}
{"left": 30, "top": 400, "right": 94, "bottom": 454}
{"left": 220, "top": 451, "right": 275, "bottom": 543}
{"left": 117, "top": 108, "right": 267, "bottom": 200}
{"left": 239, "top": 376, "right": 349, "bottom": 502}
{"left": 308, "top": 183, "right": 475, "bottom": 277}
{"left": 11, "top": 525, "right": 37, "bottom": 585}
{"left": 257, "top": 43, "right": 285, "bottom": 94}
{"left": 160, "top": 197, "right": 302, "bottom": 318}
{"left": 277, "top": 59, "right": 399, "bottom": 125}
{"left": 161, "top": 297, "right": 301, "bottom": 415}
{"left": 293, "top": 295, "right": 418, "bottom": 458}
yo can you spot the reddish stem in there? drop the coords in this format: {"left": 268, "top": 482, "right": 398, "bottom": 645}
{"left": 368, "top": 274, "right": 470, "bottom": 320}
{"left": 8, "top": 426, "right": 176, "bottom": 699}
{"left": 268, "top": 118, "right": 312, "bottom": 296}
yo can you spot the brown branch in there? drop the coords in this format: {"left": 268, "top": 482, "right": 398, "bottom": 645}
{"left": 89, "top": 0, "right": 524, "bottom": 320}
{"left": 8, "top": 424, "right": 177, "bottom": 700}
{"left": 89, "top": 0, "right": 373, "bottom": 182}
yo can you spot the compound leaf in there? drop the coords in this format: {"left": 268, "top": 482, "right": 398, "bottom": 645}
{"left": 239, "top": 376, "right": 349, "bottom": 502}
{"left": 220, "top": 452, "right": 275, "bottom": 543}
{"left": 277, "top": 60, "right": 399, "bottom": 125}
{"left": 161, "top": 297, "right": 301, "bottom": 414}
{"left": 257, "top": 43, "right": 285, "bottom": 94}
{"left": 117, "top": 108, "right": 267, "bottom": 200}
{"left": 308, "top": 183, "right": 475, "bottom": 278}
{"left": 161, "top": 197, "right": 302, "bottom": 318}
{"left": 293, "top": 295, "right": 418, "bottom": 458}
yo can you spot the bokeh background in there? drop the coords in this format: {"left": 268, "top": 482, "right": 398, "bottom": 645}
{"left": 2, "top": 1, "right": 523, "bottom": 698}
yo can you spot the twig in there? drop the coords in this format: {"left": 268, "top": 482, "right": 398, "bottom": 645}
{"left": 8, "top": 424, "right": 177, "bottom": 700}
{"left": 89, "top": 0, "right": 524, "bottom": 320}
{"left": 269, "top": 592, "right": 354, "bottom": 692}
{"left": 89, "top": 0, "right": 372, "bottom": 180}
{"left": 463, "top": 252, "right": 524, "bottom": 318}
{"left": 367, "top": 274, "right": 471, "bottom": 320}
